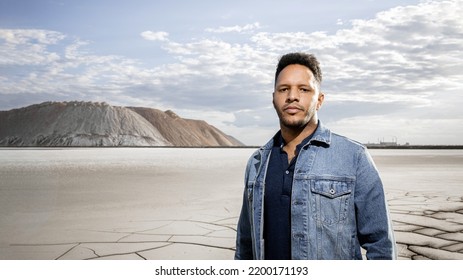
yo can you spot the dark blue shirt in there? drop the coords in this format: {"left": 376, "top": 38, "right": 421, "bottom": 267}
{"left": 264, "top": 130, "right": 314, "bottom": 260}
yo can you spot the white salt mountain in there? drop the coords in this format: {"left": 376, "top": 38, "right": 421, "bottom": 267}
{"left": 0, "top": 101, "right": 244, "bottom": 147}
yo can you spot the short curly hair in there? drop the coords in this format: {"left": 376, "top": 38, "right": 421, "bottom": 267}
{"left": 275, "top": 52, "right": 322, "bottom": 87}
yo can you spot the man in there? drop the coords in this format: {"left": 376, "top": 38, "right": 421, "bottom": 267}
{"left": 235, "top": 52, "right": 396, "bottom": 260}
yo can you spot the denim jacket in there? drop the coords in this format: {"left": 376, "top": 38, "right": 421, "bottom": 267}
{"left": 235, "top": 122, "right": 396, "bottom": 260}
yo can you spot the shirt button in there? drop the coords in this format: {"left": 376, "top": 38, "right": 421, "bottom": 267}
{"left": 285, "top": 170, "right": 290, "bottom": 175}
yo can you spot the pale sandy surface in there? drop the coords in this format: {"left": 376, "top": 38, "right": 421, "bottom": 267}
{"left": 0, "top": 148, "right": 462, "bottom": 260}
{"left": 372, "top": 149, "right": 463, "bottom": 259}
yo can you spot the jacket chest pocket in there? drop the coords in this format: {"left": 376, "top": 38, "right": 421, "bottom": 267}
{"left": 309, "top": 177, "right": 353, "bottom": 225}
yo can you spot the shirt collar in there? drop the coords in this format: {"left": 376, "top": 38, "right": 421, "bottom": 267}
{"left": 262, "top": 120, "right": 331, "bottom": 151}
{"left": 271, "top": 121, "right": 320, "bottom": 152}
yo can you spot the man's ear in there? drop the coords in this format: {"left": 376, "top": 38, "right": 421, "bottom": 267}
{"left": 317, "top": 92, "right": 325, "bottom": 110}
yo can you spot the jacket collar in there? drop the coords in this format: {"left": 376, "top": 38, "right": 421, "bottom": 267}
{"left": 260, "top": 120, "right": 331, "bottom": 151}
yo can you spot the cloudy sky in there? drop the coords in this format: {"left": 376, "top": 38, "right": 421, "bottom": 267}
{"left": 1, "top": 0, "right": 462, "bottom": 145}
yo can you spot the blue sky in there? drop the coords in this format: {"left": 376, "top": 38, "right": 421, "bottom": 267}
{"left": 1, "top": 0, "right": 462, "bottom": 145}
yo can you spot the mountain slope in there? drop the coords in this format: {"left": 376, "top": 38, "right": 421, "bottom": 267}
{"left": 0, "top": 101, "right": 244, "bottom": 147}
{"left": 128, "top": 107, "right": 243, "bottom": 146}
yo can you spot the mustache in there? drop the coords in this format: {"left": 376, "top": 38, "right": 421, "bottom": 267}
{"left": 282, "top": 104, "right": 304, "bottom": 110}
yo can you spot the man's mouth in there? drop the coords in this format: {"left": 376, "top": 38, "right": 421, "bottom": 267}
{"left": 283, "top": 105, "right": 302, "bottom": 114}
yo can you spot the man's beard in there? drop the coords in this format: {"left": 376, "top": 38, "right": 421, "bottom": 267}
{"left": 279, "top": 115, "right": 310, "bottom": 129}
{"left": 277, "top": 106, "right": 316, "bottom": 129}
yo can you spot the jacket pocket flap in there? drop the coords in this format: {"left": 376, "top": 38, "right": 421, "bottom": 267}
{"left": 311, "top": 180, "right": 352, "bottom": 198}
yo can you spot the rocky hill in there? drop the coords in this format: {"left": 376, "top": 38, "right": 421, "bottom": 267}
{"left": 0, "top": 101, "right": 244, "bottom": 147}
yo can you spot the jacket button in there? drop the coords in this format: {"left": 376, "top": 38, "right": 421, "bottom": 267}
{"left": 329, "top": 188, "right": 336, "bottom": 195}
{"left": 293, "top": 233, "right": 305, "bottom": 239}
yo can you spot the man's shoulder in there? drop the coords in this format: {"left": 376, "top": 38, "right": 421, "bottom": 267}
{"left": 246, "top": 146, "right": 265, "bottom": 163}
{"left": 245, "top": 137, "right": 274, "bottom": 166}
{"left": 330, "top": 132, "right": 367, "bottom": 151}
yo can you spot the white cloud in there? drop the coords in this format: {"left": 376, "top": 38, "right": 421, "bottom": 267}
{"left": 205, "top": 22, "right": 261, "bottom": 33}
{"left": 1, "top": 0, "right": 462, "bottom": 145}
{"left": 140, "top": 30, "right": 169, "bottom": 41}
{"left": 0, "top": 29, "right": 64, "bottom": 65}
{"left": 248, "top": 0, "right": 463, "bottom": 111}
{"left": 0, "top": 29, "right": 65, "bottom": 45}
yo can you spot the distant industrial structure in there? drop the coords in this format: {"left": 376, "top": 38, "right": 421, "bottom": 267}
{"left": 365, "top": 137, "right": 415, "bottom": 148}
{"left": 366, "top": 137, "right": 401, "bottom": 147}
{"left": 365, "top": 137, "right": 462, "bottom": 149}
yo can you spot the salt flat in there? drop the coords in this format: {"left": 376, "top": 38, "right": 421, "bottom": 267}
{"left": 0, "top": 148, "right": 462, "bottom": 260}
{"left": 372, "top": 149, "right": 463, "bottom": 259}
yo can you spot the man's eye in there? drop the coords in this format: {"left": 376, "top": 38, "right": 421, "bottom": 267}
{"left": 279, "top": 88, "right": 288, "bottom": 92}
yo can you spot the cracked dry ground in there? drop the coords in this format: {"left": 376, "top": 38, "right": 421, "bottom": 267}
{"left": 11, "top": 217, "right": 238, "bottom": 260}
{"left": 388, "top": 191, "right": 463, "bottom": 259}
{"left": 11, "top": 192, "right": 463, "bottom": 260}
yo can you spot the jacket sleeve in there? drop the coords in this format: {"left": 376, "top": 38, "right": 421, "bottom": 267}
{"left": 234, "top": 158, "right": 254, "bottom": 260}
{"left": 354, "top": 147, "right": 397, "bottom": 260}
{"left": 235, "top": 189, "right": 253, "bottom": 259}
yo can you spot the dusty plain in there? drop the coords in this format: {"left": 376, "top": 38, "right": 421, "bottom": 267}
{"left": 0, "top": 148, "right": 462, "bottom": 260}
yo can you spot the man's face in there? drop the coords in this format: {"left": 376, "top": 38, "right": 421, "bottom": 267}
{"left": 273, "top": 64, "right": 324, "bottom": 129}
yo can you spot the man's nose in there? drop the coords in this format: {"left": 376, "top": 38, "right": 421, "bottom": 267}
{"left": 286, "top": 88, "right": 300, "bottom": 102}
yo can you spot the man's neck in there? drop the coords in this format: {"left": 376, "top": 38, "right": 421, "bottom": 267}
{"left": 280, "top": 120, "right": 318, "bottom": 162}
